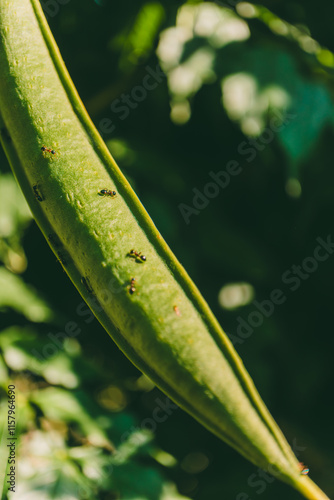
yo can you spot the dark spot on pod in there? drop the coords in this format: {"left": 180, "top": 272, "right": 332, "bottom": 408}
{"left": 81, "top": 276, "right": 94, "bottom": 294}
{"left": 33, "top": 184, "right": 43, "bottom": 202}
{"left": 57, "top": 251, "right": 67, "bottom": 266}
{"left": 48, "top": 233, "right": 61, "bottom": 248}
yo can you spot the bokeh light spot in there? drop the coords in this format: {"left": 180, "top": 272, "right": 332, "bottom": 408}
{"left": 218, "top": 282, "right": 255, "bottom": 309}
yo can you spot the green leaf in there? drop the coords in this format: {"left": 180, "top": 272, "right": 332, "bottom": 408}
{"left": 157, "top": 3, "right": 334, "bottom": 180}
{"left": 0, "top": 2, "right": 329, "bottom": 499}
{"left": 0, "top": 268, "right": 54, "bottom": 322}
{"left": 10, "top": 429, "right": 90, "bottom": 500}
{"left": 111, "top": 462, "right": 190, "bottom": 500}
{"left": 0, "top": 326, "right": 80, "bottom": 387}
{"left": 277, "top": 82, "right": 334, "bottom": 175}
{"left": 30, "top": 387, "right": 111, "bottom": 448}
{"left": 0, "top": 173, "right": 32, "bottom": 272}
{"left": 109, "top": 1, "right": 165, "bottom": 70}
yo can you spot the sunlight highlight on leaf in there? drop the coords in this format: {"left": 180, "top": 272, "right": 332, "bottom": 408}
{"left": 109, "top": 2, "right": 165, "bottom": 70}
{"left": 168, "top": 47, "right": 215, "bottom": 97}
{"left": 221, "top": 73, "right": 291, "bottom": 136}
{"left": 157, "top": 3, "right": 249, "bottom": 70}
{"left": 0, "top": 268, "right": 54, "bottom": 322}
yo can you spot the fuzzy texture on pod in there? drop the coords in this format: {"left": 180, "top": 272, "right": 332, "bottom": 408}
{"left": 0, "top": 2, "right": 329, "bottom": 499}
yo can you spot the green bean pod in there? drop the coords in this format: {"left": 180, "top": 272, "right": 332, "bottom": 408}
{"left": 0, "top": 1, "right": 329, "bottom": 499}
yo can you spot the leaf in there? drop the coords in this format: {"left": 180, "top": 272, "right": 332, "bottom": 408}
{"left": 11, "top": 429, "right": 91, "bottom": 500}
{"left": 157, "top": 4, "right": 334, "bottom": 179}
{"left": 109, "top": 1, "right": 165, "bottom": 70}
{"left": 111, "top": 462, "right": 190, "bottom": 500}
{"left": 277, "top": 82, "right": 334, "bottom": 175}
{"left": 0, "top": 268, "right": 54, "bottom": 322}
{"left": 0, "top": 173, "right": 32, "bottom": 272}
{"left": 30, "top": 387, "right": 111, "bottom": 448}
{"left": 0, "top": 326, "right": 80, "bottom": 388}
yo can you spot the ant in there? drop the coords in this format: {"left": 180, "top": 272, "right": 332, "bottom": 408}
{"left": 33, "top": 184, "right": 43, "bottom": 202}
{"left": 298, "top": 462, "right": 309, "bottom": 475}
{"left": 129, "top": 249, "right": 146, "bottom": 262}
{"left": 41, "top": 146, "right": 57, "bottom": 156}
{"left": 98, "top": 189, "right": 116, "bottom": 197}
{"left": 128, "top": 278, "right": 136, "bottom": 295}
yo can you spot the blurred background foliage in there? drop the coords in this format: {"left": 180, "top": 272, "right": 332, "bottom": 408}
{"left": 0, "top": 0, "right": 334, "bottom": 498}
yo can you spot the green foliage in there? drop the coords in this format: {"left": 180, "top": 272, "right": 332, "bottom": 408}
{"left": 0, "top": 174, "right": 31, "bottom": 272}
{"left": 110, "top": 2, "right": 165, "bottom": 70}
{"left": 0, "top": 214, "right": 189, "bottom": 498}
{"left": 0, "top": 274, "right": 54, "bottom": 323}
{"left": 0, "top": 163, "right": 188, "bottom": 499}
{"left": 157, "top": 2, "right": 334, "bottom": 178}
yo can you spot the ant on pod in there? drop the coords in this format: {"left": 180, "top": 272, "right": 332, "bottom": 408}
{"left": 298, "top": 462, "right": 309, "bottom": 475}
{"left": 128, "top": 278, "right": 136, "bottom": 295}
{"left": 98, "top": 189, "right": 117, "bottom": 197}
{"left": 41, "top": 146, "right": 57, "bottom": 156}
{"left": 129, "top": 249, "right": 146, "bottom": 263}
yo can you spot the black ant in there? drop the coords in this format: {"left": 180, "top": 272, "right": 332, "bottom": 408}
{"left": 33, "top": 185, "right": 43, "bottom": 202}
{"left": 41, "top": 146, "right": 57, "bottom": 156}
{"left": 98, "top": 189, "right": 116, "bottom": 197}
{"left": 128, "top": 278, "right": 136, "bottom": 295}
{"left": 129, "top": 249, "right": 146, "bottom": 262}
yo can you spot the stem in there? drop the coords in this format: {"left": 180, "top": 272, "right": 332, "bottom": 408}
{"left": 294, "top": 477, "right": 331, "bottom": 500}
